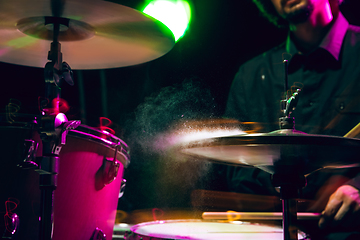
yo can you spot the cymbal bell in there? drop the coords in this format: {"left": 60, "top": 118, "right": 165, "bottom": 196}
{"left": 0, "top": 0, "right": 175, "bottom": 69}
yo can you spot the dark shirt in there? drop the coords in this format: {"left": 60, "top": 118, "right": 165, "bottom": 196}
{"left": 225, "top": 13, "right": 360, "bottom": 198}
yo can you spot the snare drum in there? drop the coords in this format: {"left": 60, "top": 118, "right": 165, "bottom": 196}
{"left": 127, "top": 220, "right": 308, "bottom": 240}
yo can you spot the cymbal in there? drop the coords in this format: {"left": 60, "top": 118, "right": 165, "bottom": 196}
{"left": 176, "top": 129, "right": 360, "bottom": 176}
{"left": 0, "top": 0, "right": 175, "bottom": 69}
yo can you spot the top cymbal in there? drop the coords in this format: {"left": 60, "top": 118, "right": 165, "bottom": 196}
{"left": 175, "top": 128, "right": 360, "bottom": 176}
{"left": 0, "top": 0, "right": 175, "bottom": 69}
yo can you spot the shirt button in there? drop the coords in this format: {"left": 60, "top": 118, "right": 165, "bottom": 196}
{"left": 339, "top": 102, "right": 345, "bottom": 110}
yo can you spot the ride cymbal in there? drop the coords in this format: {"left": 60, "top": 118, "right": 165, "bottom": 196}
{"left": 0, "top": 0, "right": 175, "bottom": 69}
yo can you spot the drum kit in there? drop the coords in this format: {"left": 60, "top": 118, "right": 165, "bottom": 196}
{"left": 0, "top": 0, "right": 173, "bottom": 239}
{"left": 1, "top": 1, "right": 360, "bottom": 240}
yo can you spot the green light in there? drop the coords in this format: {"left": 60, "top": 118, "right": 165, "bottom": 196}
{"left": 143, "top": 0, "right": 191, "bottom": 42}
{"left": 7, "top": 36, "right": 37, "bottom": 49}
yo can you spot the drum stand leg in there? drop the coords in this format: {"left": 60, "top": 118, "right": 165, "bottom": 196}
{"left": 272, "top": 173, "right": 306, "bottom": 240}
{"left": 281, "top": 187, "right": 299, "bottom": 240}
{"left": 37, "top": 156, "right": 59, "bottom": 240}
{"left": 35, "top": 115, "right": 80, "bottom": 240}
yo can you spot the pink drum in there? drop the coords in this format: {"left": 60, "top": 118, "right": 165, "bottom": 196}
{"left": 126, "top": 220, "right": 308, "bottom": 240}
{"left": 0, "top": 113, "right": 129, "bottom": 240}
{"left": 54, "top": 124, "right": 130, "bottom": 240}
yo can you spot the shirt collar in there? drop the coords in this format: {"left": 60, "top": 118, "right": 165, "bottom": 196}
{"left": 286, "top": 12, "right": 349, "bottom": 61}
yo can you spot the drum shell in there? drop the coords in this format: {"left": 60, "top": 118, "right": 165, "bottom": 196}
{"left": 53, "top": 128, "right": 128, "bottom": 240}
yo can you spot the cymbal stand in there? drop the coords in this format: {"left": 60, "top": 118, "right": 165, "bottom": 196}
{"left": 272, "top": 168, "right": 306, "bottom": 240}
{"left": 42, "top": 18, "right": 74, "bottom": 115}
{"left": 275, "top": 60, "right": 303, "bottom": 240}
{"left": 36, "top": 14, "right": 80, "bottom": 240}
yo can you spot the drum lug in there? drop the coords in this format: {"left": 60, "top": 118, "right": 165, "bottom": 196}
{"left": 17, "top": 139, "right": 39, "bottom": 169}
{"left": 91, "top": 228, "right": 106, "bottom": 240}
{"left": 95, "top": 157, "right": 120, "bottom": 190}
{"left": 95, "top": 144, "right": 122, "bottom": 190}
{"left": 119, "top": 179, "right": 126, "bottom": 198}
{"left": 2, "top": 213, "right": 20, "bottom": 239}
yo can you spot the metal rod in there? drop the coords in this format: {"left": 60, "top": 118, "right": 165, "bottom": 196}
{"left": 39, "top": 177, "right": 56, "bottom": 240}
{"left": 284, "top": 59, "right": 289, "bottom": 99}
{"left": 282, "top": 198, "right": 298, "bottom": 240}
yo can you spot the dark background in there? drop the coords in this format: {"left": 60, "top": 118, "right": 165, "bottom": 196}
{"left": 1, "top": 0, "right": 360, "bottom": 217}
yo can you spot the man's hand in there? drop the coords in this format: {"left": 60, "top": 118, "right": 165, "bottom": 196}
{"left": 319, "top": 185, "right": 360, "bottom": 229}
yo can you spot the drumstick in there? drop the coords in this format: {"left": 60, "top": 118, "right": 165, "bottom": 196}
{"left": 202, "top": 212, "right": 321, "bottom": 220}
{"left": 344, "top": 122, "right": 360, "bottom": 138}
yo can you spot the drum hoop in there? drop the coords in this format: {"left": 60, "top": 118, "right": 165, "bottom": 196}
{"left": 0, "top": 115, "right": 130, "bottom": 166}
{"left": 131, "top": 219, "right": 307, "bottom": 238}
{"left": 68, "top": 125, "right": 130, "bottom": 167}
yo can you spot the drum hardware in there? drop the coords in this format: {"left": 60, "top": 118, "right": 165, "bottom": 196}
{"left": 2, "top": 213, "right": 19, "bottom": 239}
{"left": 95, "top": 145, "right": 121, "bottom": 191}
{"left": 17, "top": 139, "right": 39, "bottom": 169}
{"left": 275, "top": 60, "right": 303, "bottom": 240}
{"left": 35, "top": 113, "right": 80, "bottom": 240}
{"left": 272, "top": 172, "right": 305, "bottom": 240}
{"left": 119, "top": 179, "right": 127, "bottom": 199}
{"left": 91, "top": 228, "right": 107, "bottom": 240}
{"left": 2, "top": 199, "right": 20, "bottom": 239}
{"left": 42, "top": 2, "right": 74, "bottom": 115}
{"left": 34, "top": 2, "right": 81, "bottom": 238}
{"left": 279, "top": 89, "right": 301, "bottom": 130}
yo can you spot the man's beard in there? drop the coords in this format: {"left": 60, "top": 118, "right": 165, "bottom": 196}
{"left": 284, "top": 1, "right": 314, "bottom": 25}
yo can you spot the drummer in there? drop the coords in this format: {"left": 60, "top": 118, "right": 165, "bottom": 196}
{"left": 224, "top": 0, "right": 360, "bottom": 238}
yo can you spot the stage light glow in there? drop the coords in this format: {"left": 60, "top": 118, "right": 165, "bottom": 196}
{"left": 143, "top": 0, "right": 191, "bottom": 42}
{"left": 7, "top": 36, "right": 37, "bottom": 49}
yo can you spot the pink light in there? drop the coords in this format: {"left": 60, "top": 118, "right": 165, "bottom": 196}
{"left": 0, "top": 48, "right": 10, "bottom": 56}
{"left": 99, "top": 117, "right": 115, "bottom": 135}
{"left": 152, "top": 208, "right": 164, "bottom": 221}
{"left": 324, "top": 2, "right": 333, "bottom": 23}
{"left": 55, "top": 113, "right": 68, "bottom": 128}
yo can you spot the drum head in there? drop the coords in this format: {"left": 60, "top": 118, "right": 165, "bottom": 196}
{"left": 131, "top": 219, "right": 307, "bottom": 240}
